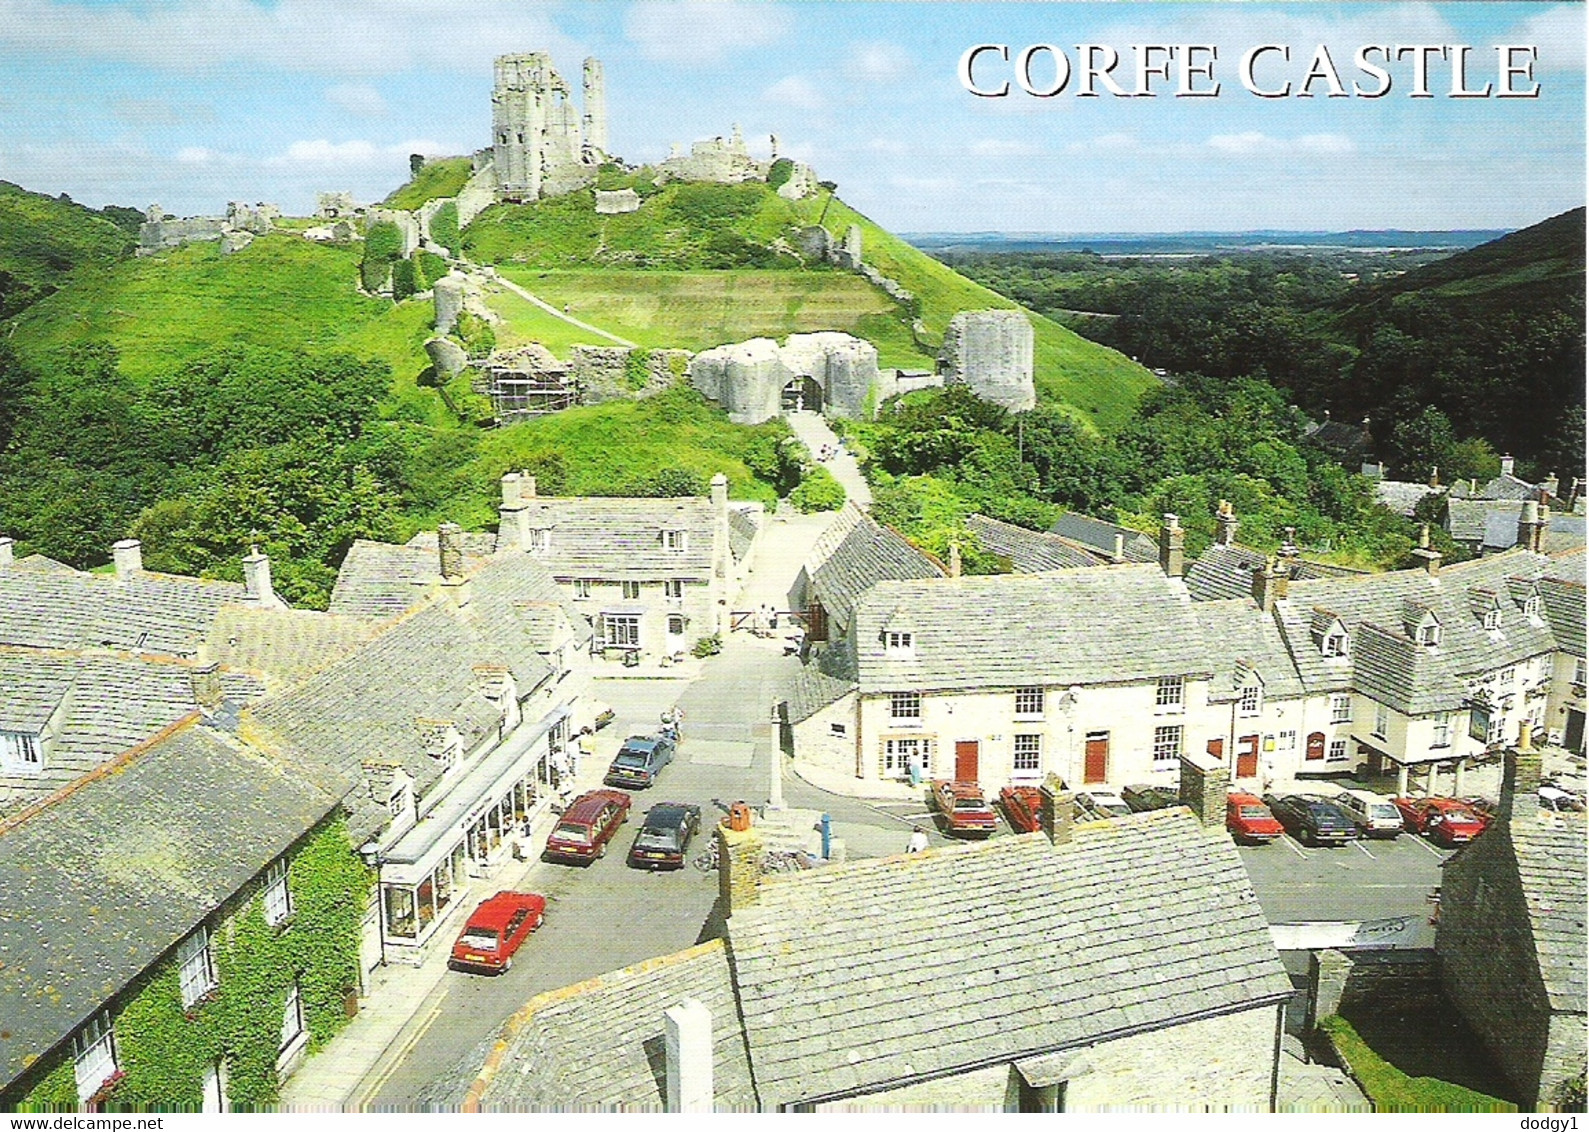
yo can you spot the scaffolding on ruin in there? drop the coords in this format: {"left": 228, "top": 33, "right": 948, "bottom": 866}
{"left": 488, "top": 374, "right": 582, "bottom": 424}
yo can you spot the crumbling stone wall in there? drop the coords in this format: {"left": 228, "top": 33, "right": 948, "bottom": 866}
{"left": 366, "top": 207, "right": 422, "bottom": 258}
{"left": 316, "top": 191, "right": 358, "bottom": 220}
{"left": 939, "top": 309, "right": 1036, "bottom": 412}
{"left": 689, "top": 333, "right": 880, "bottom": 424}
{"left": 137, "top": 201, "right": 278, "bottom": 256}
{"left": 492, "top": 52, "right": 602, "bottom": 200}
{"left": 594, "top": 189, "right": 641, "bottom": 215}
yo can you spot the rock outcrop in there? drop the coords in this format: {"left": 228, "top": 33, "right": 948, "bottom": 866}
{"left": 594, "top": 188, "right": 641, "bottom": 214}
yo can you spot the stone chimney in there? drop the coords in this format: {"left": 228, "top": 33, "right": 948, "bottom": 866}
{"left": 1215, "top": 499, "right": 1239, "bottom": 547}
{"left": 499, "top": 473, "right": 532, "bottom": 553}
{"left": 522, "top": 472, "right": 538, "bottom": 498}
{"left": 1500, "top": 454, "right": 1515, "bottom": 477}
{"left": 1274, "top": 558, "right": 1291, "bottom": 602}
{"left": 1517, "top": 500, "right": 1546, "bottom": 553}
{"left": 113, "top": 538, "right": 143, "bottom": 580}
{"left": 1178, "top": 752, "right": 1228, "bottom": 828}
{"left": 1408, "top": 524, "right": 1441, "bottom": 576}
{"left": 1158, "top": 514, "right": 1185, "bottom": 579}
{"left": 0, "top": 537, "right": 12, "bottom": 568}
{"left": 664, "top": 999, "right": 714, "bottom": 1113}
{"left": 1038, "top": 772, "right": 1073, "bottom": 846}
{"left": 1279, "top": 527, "right": 1299, "bottom": 561}
{"left": 189, "top": 662, "right": 224, "bottom": 709}
{"left": 1542, "top": 471, "right": 1559, "bottom": 500}
{"left": 1497, "top": 721, "right": 1543, "bottom": 822}
{"left": 242, "top": 545, "right": 280, "bottom": 607}
{"left": 1112, "top": 533, "right": 1124, "bottom": 563}
{"left": 438, "top": 522, "right": 465, "bottom": 580}
{"left": 716, "top": 824, "right": 762, "bottom": 915}
{"left": 500, "top": 471, "right": 523, "bottom": 509}
{"left": 947, "top": 540, "right": 962, "bottom": 579}
{"left": 1252, "top": 557, "right": 1278, "bottom": 613}
{"left": 1429, "top": 465, "right": 1441, "bottom": 489}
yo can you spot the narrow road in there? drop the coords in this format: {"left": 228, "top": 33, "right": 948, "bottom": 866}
{"left": 785, "top": 409, "right": 872, "bottom": 508}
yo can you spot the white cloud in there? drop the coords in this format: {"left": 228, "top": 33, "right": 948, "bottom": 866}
{"left": 844, "top": 42, "right": 912, "bottom": 84}
{"left": 970, "top": 139, "right": 1042, "bottom": 157}
{"left": 1207, "top": 131, "right": 1355, "bottom": 156}
{"left": 326, "top": 84, "right": 388, "bottom": 118}
{"left": 625, "top": 0, "right": 791, "bottom": 65}
{"left": 1504, "top": 5, "right": 1585, "bottom": 72}
{"left": 265, "top": 137, "right": 454, "bottom": 168}
{"left": 762, "top": 75, "right": 825, "bottom": 111}
{"left": 0, "top": 0, "right": 578, "bottom": 76}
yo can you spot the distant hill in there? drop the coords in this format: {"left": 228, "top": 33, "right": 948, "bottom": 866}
{"left": 906, "top": 229, "right": 1508, "bottom": 256}
{"left": 0, "top": 181, "right": 136, "bottom": 319}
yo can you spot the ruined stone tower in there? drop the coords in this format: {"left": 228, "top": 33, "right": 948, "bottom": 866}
{"left": 939, "top": 310, "right": 1036, "bottom": 412}
{"left": 491, "top": 52, "right": 596, "bottom": 201}
{"left": 582, "top": 57, "right": 608, "bottom": 161}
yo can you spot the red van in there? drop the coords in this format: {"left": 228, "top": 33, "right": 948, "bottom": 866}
{"left": 1226, "top": 792, "right": 1285, "bottom": 844}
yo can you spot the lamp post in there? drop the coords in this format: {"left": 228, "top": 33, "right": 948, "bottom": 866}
{"left": 768, "top": 701, "right": 785, "bottom": 811}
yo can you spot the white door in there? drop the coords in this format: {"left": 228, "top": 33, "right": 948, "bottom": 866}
{"left": 666, "top": 614, "right": 686, "bottom": 656}
{"left": 201, "top": 1060, "right": 226, "bottom": 1113}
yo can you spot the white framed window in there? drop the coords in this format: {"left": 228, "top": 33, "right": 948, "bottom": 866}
{"left": 1155, "top": 676, "right": 1184, "bottom": 710}
{"left": 1323, "top": 630, "right": 1348, "bottom": 657}
{"left": 1574, "top": 658, "right": 1587, "bottom": 687}
{"left": 1372, "top": 704, "right": 1389, "bottom": 740}
{"left": 1497, "top": 665, "right": 1516, "bottom": 685}
{"left": 388, "top": 783, "right": 409, "bottom": 820}
{"left": 1014, "top": 687, "right": 1044, "bottom": 717}
{"left": 1432, "top": 713, "right": 1452, "bottom": 748}
{"left": 178, "top": 926, "right": 218, "bottom": 1008}
{"left": 662, "top": 529, "right": 687, "bottom": 552}
{"left": 1238, "top": 685, "right": 1261, "bottom": 717}
{"left": 621, "top": 580, "right": 641, "bottom": 600}
{"left": 885, "top": 631, "right": 913, "bottom": 656}
{"left": 1482, "top": 608, "right": 1500, "bottom": 631}
{"left": 573, "top": 579, "right": 592, "bottom": 599}
{"left": 666, "top": 613, "right": 686, "bottom": 638}
{"left": 604, "top": 613, "right": 640, "bottom": 648}
{"left": 263, "top": 859, "right": 292, "bottom": 927}
{"left": 527, "top": 528, "right": 550, "bottom": 554}
{"left": 881, "top": 737, "right": 929, "bottom": 779}
{"left": 889, "top": 691, "right": 921, "bottom": 721}
{"left": 1523, "top": 595, "right": 1541, "bottom": 620}
{"left": 1327, "top": 739, "right": 1349, "bottom": 761}
{"left": 1277, "top": 729, "right": 1296, "bottom": 750}
{"left": 1417, "top": 623, "right": 1441, "bottom": 647}
{"left": 279, "top": 982, "right": 305, "bottom": 1054}
{"left": 1329, "top": 694, "right": 1352, "bottom": 724}
{"left": 0, "top": 730, "right": 41, "bottom": 773}
{"left": 1487, "top": 714, "right": 1507, "bottom": 746}
{"left": 664, "top": 579, "right": 684, "bottom": 600}
{"left": 1013, "top": 734, "right": 1042, "bottom": 774}
{"left": 1152, "top": 725, "right": 1182, "bottom": 764}
{"left": 829, "top": 722, "right": 847, "bottom": 737}
{"left": 73, "top": 1011, "right": 118, "bottom": 1103}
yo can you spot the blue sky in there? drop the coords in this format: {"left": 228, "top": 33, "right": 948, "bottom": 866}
{"left": 1, "top": 1, "right": 1581, "bottom": 233}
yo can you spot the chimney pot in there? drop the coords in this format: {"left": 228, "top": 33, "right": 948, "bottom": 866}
{"left": 189, "top": 662, "right": 223, "bottom": 709}
{"left": 1112, "top": 533, "right": 1124, "bottom": 562}
{"left": 1159, "top": 514, "right": 1185, "bottom": 579}
{"left": 716, "top": 824, "right": 763, "bottom": 914}
{"left": 242, "top": 545, "right": 279, "bottom": 607}
{"left": 113, "top": 538, "right": 143, "bottom": 580}
{"left": 1252, "top": 558, "right": 1276, "bottom": 613}
{"left": 1429, "top": 464, "right": 1440, "bottom": 488}
{"left": 947, "top": 540, "right": 962, "bottom": 579}
{"left": 438, "top": 522, "right": 465, "bottom": 580}
{"left": 522, "top": 472, "right": 537, "bottom": 498}
{"left": 1500, "top": 454, "right": 1515, "bottom": 477}
{"left": 1038, "top": 773, "right": 1073, "bottom": 846}
{"left": 0, "top": 537, "right": 13, "bottom": 568}
{"left": 1215, "top": 500, "right": 1239, "bottom": 547}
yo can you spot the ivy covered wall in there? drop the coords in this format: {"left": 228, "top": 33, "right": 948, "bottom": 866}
{"left": 8, "top": 815, "right": 370, "bottom": 1112}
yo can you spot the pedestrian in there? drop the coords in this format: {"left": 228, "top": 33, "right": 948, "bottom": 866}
{"left": 907, "top": 826, "right": 929, "bottom": 854}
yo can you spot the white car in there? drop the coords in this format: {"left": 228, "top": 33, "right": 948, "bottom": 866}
{"left": 1075, "top": 790, "right": 1131, "bottom": 820}
{"left": 1538, "top": 785, "right": 1586, "bottom": 813}
{"left": 1334, "top": 789, "right": 1404, "bottom": 838}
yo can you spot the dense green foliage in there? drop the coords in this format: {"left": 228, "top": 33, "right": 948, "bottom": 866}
{"left": 383, "top": 156, "right": 473, "bottom": 210}
{"left": 788, "top": 464, "right": 845, "bottom": 512}
{"left": 12, "top": 818, "right": 369, "bottom": 1113}
{"left": 428, "top": 201, "right": 461, "bottom": 258}
{"left": 941, "top": 209, "right": 1585, "bottom": 476}
{"left": 1318, "top": 1015, "right": 1516, "bottom": 1113}
{"left": 766, "top": 158, "right": 795, "bottom": 190}
{"left": 360, "top": 221, "right": 404, "bottom": 293}
{"left": 0, "top": 181, "right": 135, "bottom": 319}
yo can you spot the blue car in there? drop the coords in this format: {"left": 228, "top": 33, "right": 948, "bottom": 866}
{"left": 604, "top": 734, "right": 676, "bottom": 788}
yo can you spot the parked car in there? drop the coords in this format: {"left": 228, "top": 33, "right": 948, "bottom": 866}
{"left": 448, "top": 891, "right": 546, "bottom": 974}
{"left": 1538, "top": 785, "right": 1586, "bottom": 813}
{"left": 1075, "top": 790, "right": 1131, "bottom": 820}
{"left": 931, "top": 780, "right": 998, "bottom": 837}
{"left": 604, "top": 734, "right": 676, "bottom": 788}
{"left": 1263, "top": 793, "right": 1360, "bottom": 846}
{"left": 1392, "top": 796, "right": 1488, "bottom": 846}
{"left": 1333, "top": 789, "right": 1404, "bottom": 839}
{"left": 543, "top": 789, "right": 631, "bottom": 863}
{"left": 1226, "top": 792, "right": 1285, "bottom": 844}
{"left": 627, "top": 802, "right": 703, "bottom": 869}
{"left": 998, "top": 785, "right": 1045, "bottom": 833}
{"left": 1122, "top": 783, "right": 1180, "bottom": 812}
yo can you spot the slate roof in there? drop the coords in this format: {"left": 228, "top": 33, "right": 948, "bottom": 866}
{"left": 1508, "top": 817, "right": 1588, "bottom": 1014}
{"left": 0, "top": 721, "right": 342, "bottom": 1091}
{"left": 727, "top": 505, "right": 762, "bottom": 564}
{"left": 965, "top": 513, "right": 1105, "bottom": 572}
{"left": 1304, "top": 417, "right": 1371, "bottom": 464}
{"left": 1548, "top": 546, "right": 1585, "bottom": 583}
{"left": 330, "top": 540, "right": 489, "bottom": 619}
{"left": 786, "top": 643, "right": 858, "bottom": 724}
{"left": 0, "top": 563, "right": 253, "bottom": 657}
{"left": 464, "top": 940, "right": 756, "bottom": 1112}
{"left": 1450, "top": 471, "right": 1543, "bottom": 502}
{"left": 0, "top": 651, "right": 198, "bottom": 815}
{"left": 1349, "top": 623, "right": 1465, "bottom": 716}
{"left": 1189, "top": 600, "right": 1304, "bottom": 701}
{"left": 728, "top": 810, "right": 1292, "bottom": 1108}
{"left": 1375, "top": 480, "right": 1443, "bottom": 518}
{"left": 852, "top": 566, "right": 1211, "bottom": 694}
{"left": 1184, "top": 544, "right": 1364, "bottom": 603}
{"left": 1539, "top": 578, "right": 1586, "bottom": 658}
{"left": 202, "top": 606, "right": 380, "bottom": 694}
{"left": 1048, "top": 512, "right": 1157, "bottom": 563}
{"left": 492, "top": 497, "right": 725, "bottom": 581}
{"left": 808, "top": 509, "right": 942, "bottom": 633}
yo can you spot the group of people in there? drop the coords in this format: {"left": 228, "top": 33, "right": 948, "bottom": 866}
{"left": 751, "top": 604, "right": 779, "bottom": 638}
{"left": 815, "top": 442, "right": 842, "bottom": 462}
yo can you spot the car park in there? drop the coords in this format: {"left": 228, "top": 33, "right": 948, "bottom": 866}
{"left": 604, "top": 734, "right": 676, "bottom": 788}
{"left": 1392, "top": 796, "right": 1489, "bottom": 847}
{"left": 447, "top": 891, "right": 546, "bottom": 974}
{"left": 1334, "top": 789, "right": 1404, "bottom": 839}
{"left": 998, "top": 785, "right": 1044, "bottom": 833}
{"left": 627, "top": 802, "right": 703, "bottom": 869}
{"left": 543, "top": 789, "right": 631, "bottom": 863}
{"left": 1226, "top": 792, "right": 1285, "bottom": 844}
{"left": 931, "top": 780, "right": 998, "bottom": 837}
{"left": 1075, "top": 790, "right": 1131, "bottom": 820}
{"left": 1263, "top": 793, "right": 1360, "bottom": 846}
{"left": 1121, "top": 784, "right": 1180, "bottom": 812}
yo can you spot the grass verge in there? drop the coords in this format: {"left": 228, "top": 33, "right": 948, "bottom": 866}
{"left": 1318, "top": 1015, "right": 1517, "bottom": 1113}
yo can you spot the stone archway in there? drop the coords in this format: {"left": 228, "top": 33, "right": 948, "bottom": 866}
{"left": 781, "top": 374, "right": 823, "bottom": 412}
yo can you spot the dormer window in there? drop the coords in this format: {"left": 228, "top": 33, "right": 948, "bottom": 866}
{"left": 662, "top": 529, "right": 687, "bottom": 552}
{"left": 1238, "top": 684, "right": 1262, "bottom": 717}
{"left": 885, "top": 631, "right": 914, "bottom": 656}
{"left": 1523, "top": 595, "right": 1541, "bottom": 620}
{"left": 1323, "top": 630, "right": 1348, "bottom": 658}
{"left": 527, "top": 528, "right": 551, "bottom": 554}
{"left": 1482, "top": 609, "right": 1500, "bottom": 631}
{"left": 388, "top": 783, "right": 410, "bottom": 819}
{"left": 1, "top": 731, "right": 41, "bottom": 773}
{"left": 1417, "top": 623, "right": 1442, "bottom": 647}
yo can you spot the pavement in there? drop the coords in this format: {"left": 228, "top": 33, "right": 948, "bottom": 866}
{"left": 785, "top": 409, "right": 871, "bottom": 508}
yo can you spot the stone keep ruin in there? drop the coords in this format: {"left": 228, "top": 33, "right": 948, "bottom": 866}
{"left": 490, "top": 52, "right": 608, "bottom": 201}
{"left": 938, "top": 310, "right": 1036, "bottom": 412}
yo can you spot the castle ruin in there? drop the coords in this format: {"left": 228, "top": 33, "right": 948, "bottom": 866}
{"left": 690, "top": 333, "right": 884, "bottom": 424}
{"left": 938, "top": 310, "right": 1036, "bottom": 412}
{"left": 491, "top": 52, "right": 606, "bottom": 201}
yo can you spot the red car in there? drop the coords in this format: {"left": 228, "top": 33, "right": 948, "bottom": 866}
{"left": 1226, "top": 792, "right": 1285, "bottom": 844}
{"left": 543, "top": 789, "right": 631, "bottom": 863}
{"left": 931, "top": 779, "right": 997, "bottom": 838}
{"left": 448, "top": 891, "right": 546, "bottom": 974}
{"left": 1392, "top": 796, "right": 1489, "bottom": 846}
{"left": 999, "top": 785, "right": 1044, "bottom": 833}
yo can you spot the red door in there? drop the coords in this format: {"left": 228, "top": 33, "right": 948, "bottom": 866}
{"left": 954, "top": 740, "right": 979, "bottom": 782}
{"left": 1236, "top": 735, "right": 1260, "bottom": 778}
{"left": 1305, "top": 732, "right": 1326, "bottom": 762}
{"left": 1084, "top": 733, "right": 1109, "bottom": 784}
{"left": 1206, "top": 738, "right": 1225, "bottom": 759}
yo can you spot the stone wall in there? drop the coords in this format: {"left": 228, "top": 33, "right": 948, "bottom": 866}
{"left": 137, "top": 215, "right": 228, "bottom": 254}
{"left": 1307, "top": 948, "right": 1442, "bottom": 1030}
{"left": 688, "top": 333, "right": 880, "bottom": 424}
{"left": 939, "top": 309, "right": 1036, "bottom": 412}
{"left": 595, "top": 189, "right": 641, "bottom": 215}
{"left": 568, "top": 345, "right": 688, "bottom": 402}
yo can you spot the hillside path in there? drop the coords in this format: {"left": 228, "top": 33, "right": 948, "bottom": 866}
{"left": 482, "top": 270, "right": 637, "bottom": 348}
{"left": 785, "top": 410, "right": 871, "bottom": 509}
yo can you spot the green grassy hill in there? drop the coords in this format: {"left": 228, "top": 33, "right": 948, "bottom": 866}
{"left": 383, "top": 156, "right": 474, "bottom": 210}
{"left": 0, "top": 181, "right": 136, "bottom": 318}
